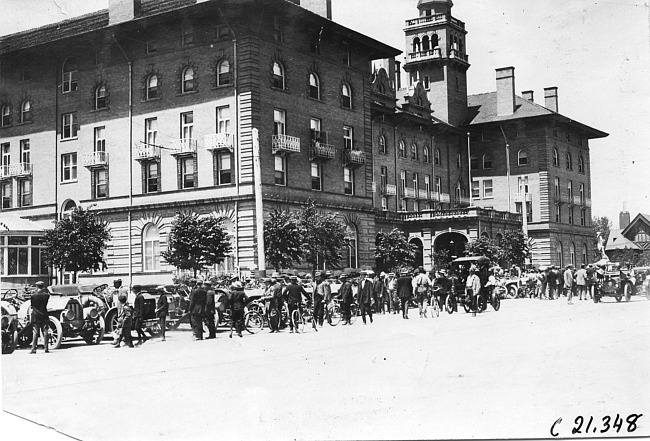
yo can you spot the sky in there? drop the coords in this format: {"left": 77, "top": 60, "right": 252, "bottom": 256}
{"left": 1, "top": 0, "right": 649, "bottom": 228}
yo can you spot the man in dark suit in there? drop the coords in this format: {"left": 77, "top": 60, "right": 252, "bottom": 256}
{"left": 132, "top": 285, "right": 148, "bottom": 346}
{"left": 397, "top": 269, "right": 413, "bottom": 319}
{"left": 203, "top": 281, "right": 217, "bottom": 339}
{"left": 189, "top": 279, "right": 207, "bottom": 340}
{"left": 338, "top": 274, "right": 354, "bottom": 325}
{"left": 30, "top": 281, "right": 50, "bottom": 354}
{"left": 357, "top": 270, "right": 374, "bottom": 324}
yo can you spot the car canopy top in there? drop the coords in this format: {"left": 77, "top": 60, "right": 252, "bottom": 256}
{"left": 451, "top": 256, "right": 491, "bottom": 265}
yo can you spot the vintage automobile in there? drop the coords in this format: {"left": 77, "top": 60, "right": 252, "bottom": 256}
{"left": 631, "top": 267, "right": 650, "bottom": 298}
{"left": 17, "top": 294, "right": 104, "bottom": 349}
{"left": 446, "top": 256, "right": 500, "bottom": 314}
{"left": 593, "top": 262, "right": 635, "bottom": 303}
{"left": 1, "top": 299, "right": 20, "bottom": 354}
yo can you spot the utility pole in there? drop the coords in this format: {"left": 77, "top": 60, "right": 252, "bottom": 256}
{"left": 467, "top": 132, "right": 473, "bottom": 207}
{"left": 500, "top": 125, "right": 512, "bottom": 213}
{"left": 252, "top": 128, "right": 266, "bottom": 275}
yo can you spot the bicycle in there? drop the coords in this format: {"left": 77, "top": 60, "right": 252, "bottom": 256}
{"left": 427, "top": 291, "right": 441, "bottom": 318}
{"left": 290, "top": 303, "right": 306, "bottom": 333}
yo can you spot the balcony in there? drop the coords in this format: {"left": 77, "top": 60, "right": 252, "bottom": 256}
{"left": 0, "top": 163, "right": 32, "bottom": 179}
{"left": 204, "top": 133, "right": 234, "bottom": 152}
{"left": 385, "top": 184, "right": 397, "bottom": 196}
{"left": 82, "top": 152, "right": 109, "bottom": 169}
{"left": 135, "top": 143, "right": 161, "bottom": 161}
{"left": 309, "top": 141, "right": 336, "bottom": 161}
{"left": 455, "top": 196, "right": 471, "bottom": 207}
{"left": 418, "top": 189, "right": 429, "bottom": 200}
{"left": 514, "top": 193, "right": 533, "bottom": 203}
{"left": 170, "top": 138, "right": 198, "bottom": 156}
{"left": 272, "top": 134, "right": 301, "bottom": 155}
{"left": 405, "top": 13, "right": 465, "bottom": 30}
{"left": 408, "top": 48, "right": 441, "bottom": 61}
{"left": 342, "top": 149, "right": 366, "bottom": 168}
{"left": 376, "top": 207, "right": 522, "bottom": 224}
{"left": 583, "top": 198, "right": 592, "bottom": 208}
{"left": 401, "top": 187, "right": 416, "bottom": 199}
{"left": 439, "top": 193, "right": 451, "bottom": 203}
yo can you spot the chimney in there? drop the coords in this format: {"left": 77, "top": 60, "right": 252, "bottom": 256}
{"left": 300, "top": 0, "right": 332, "bottom": 20}
{"left": 108, "top": 0, "right": 141, "bottom": 25}
{"left": 620, "top": 211, "right": 631, "bottom": 229}
{"left": 395, "top": 60, "right": 402, "bottom": 90}
{"left": 522, "top": 90, "right": 534, "bottom": 102}
{"left": 496, "top": 67, "right": 516, "bottom": 116}
{"left": 544, "top": 87, "right": 559, "bottom": 113}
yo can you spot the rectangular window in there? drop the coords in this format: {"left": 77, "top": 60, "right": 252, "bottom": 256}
{"left": 273, "top": 16, "right": 283, "bottom": 42}
{"left": 483, "top": 180, "right": 493, "bottom": 198}
{"left": 274, "top": 155, "right": 286, "bottom": 186}
{"left": 380, "top": 166, "right": 388, "bottom": 188}
{"left": 181, "top": 22, "right": 194, "bottom": 46}
{"left": 579, "top": 183, "right": 585, "bottom": 204}
{"left": 567, "top": 180, "right": 573, "bottom": 199}
{"left": 7, "top": 243, "right": 29, "bottom": 275}
{"left": 435, "top": 177, "right": 441, "bottom": 194}
{"left": 424, "top": 75, "right": 430, "bottom": 89}
{"left": 217, "top": 106, "right": 231, "bottom": 133}
{"left": 343, "top": 126, "right": 353, "bottom": 149}
{"left": 61, "top": 112, "right": 79, "bottom": 139}
{"left": 181, "top": 112, "right": 194, "bottom": 139}
{"left": 311, "top": 162, "right": 322, "bottom": 191}
{"left": 19, "top": 179, "right": 32, "bottom": 207}
{"left": 515, "top": 202, "right": 522, "bottom": 215}
{"left": 1, "top": 181, "right": 11, "bottom": 209}
{"left": 412, "top": 172, "right": 419, "bottom": 193}
{"left": 580, "top": 209, "right": 586, "bottom": 226}
{"left": 471, "top": 181, "right": 480, "bottom": 199}
{"left": 180, "top": 157, "right": 195, "bottom": 189}
{"left": 145, "top": 161, "right": 160, "bottom": 193}
{"left": 94, "top": 127, "right": 105, "bottom": 152}
{"left": 400, "top": 199, "right": 407, "bottom": 212}
{"left": 424, "top": 175, "right": 431, "bottom": 195}
{"left": 274, "top": 109, "right": 286, "bottom": 135}
{"left": 568, "top": 207, "right": 574, "bottom": 225}
{"left": 554, "top": 177, "right": 560, "bottom": 199}
{"left": 310, "top": 118, "right": 321, "bottom": 142}
{"left": 217, "top": 153, "right": 233, "bottom": 185}
{"left": 94, "top": 169, "right": 108, "bottom": 198}
{"left": 31, "top": 237, "right": 48, "bottom": 275}
{"left": 1, "top": 143, "right": 10, "bottom": 167}
{"left": 146, "top": 38, "right": 158, "bottom": 54}
{"left": 20, "top": 139, "right": 30, "bottom": 164}
{"left": 470, "top": 155, "right": 479, "bottom": 170}
{"left": 400, "top": 170, "right": 407, "bottom": 192}
{"left": 145, "top": 118, "right": 158, "bottom": 146}
{"left": 343, "top": 167, "right": 353, "bottom": 195}
{"left": 381, "top": 197, "right": 388, "bottom": 211}
{"left": 61, "top": 153, "right": 77, "bottom": 182}
{"left": 555, "top": 205, "right": 561, "bottom": 223}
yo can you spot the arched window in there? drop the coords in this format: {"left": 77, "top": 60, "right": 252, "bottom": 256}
{"left": 95, "top": 86, "right": 107, "bottom": 110}
{"left": 495, "top": 233, "right": 503, "bottom": 247}
{"left": 578, "top": 156, "right": 585, "bottom": 173}
{"left": 378, "top": 135, "right": 386, "bottom": 154}
{"left": 423, "top": 146, "right": 430, "bottom": 163}
{"left": 61, "top": 199, "right": 76, "bottom": 219}
{"left": 410, "top": 144, "right": 417, "bottom": 160}
{"left": 341, "top": 83, "right": 352, "bottom": 108}
{"left": 345, "top": 224, "right": 358, "bottom": 269}
{"left": 481, "top": 231, "right": 490, "bottom": 240}
{"left": 142, "top": 223, "right": 161, "bottom": 271}
{"left": 181, "top": 66, "right": 195, "bottom": 93}
{"left": 570, "top": 242, "right": 576, "bottom": 267}
{"left": 398, "top": 140, "right": 405, "bottom": 157}
{"left": 431, "top": 34, "right": 439, "bottom": 48}
{"left": 412, "top": 37, "right": 421, "bottom": 53}
{"left": 62, "top": 57, "right": 78, "bottom": 93}
{"left": 553, "top": 148, "right": 559, "bottom": 167}
{"left": 517, "top": 149, "right": 528, "bottom": 166}
{"left": 422, "top": 35, "right": 430, "bottom": 51}
{"left": 272, "top": 62, "right": 285, "bottom": 89}
{"left": 146, "top": 74, "right": 159, "bottom": 100}
{"left": 566, "top": 152, "right": 572, "bottom": 170}
{"left": 1, "top": 104, "right": 11, "bottom": 127}
{"left": 483, "top": 154, "right": 493, "bottom": 169}
{"left": 217, "top": 60, "right": 231, "bottom": 86}
{"left": 434, "top": 148, "right": 440, "bottom": 165}
{"left": 308, "top": 73, "right": 320, "bottom": 100}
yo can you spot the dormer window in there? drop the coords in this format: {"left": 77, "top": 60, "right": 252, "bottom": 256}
{"left": 62, "top": 57, "right": 78, "bottom": 93}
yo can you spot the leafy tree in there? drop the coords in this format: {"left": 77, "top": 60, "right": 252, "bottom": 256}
{"left": 162, "top": 212, "right": 232, "bottom": 277}
{"left": 501, "top": 230, "right": 529, "bottom": 268}
{"left": 431, "top": 249, "right": 452, "bottom": 270}
{"left": 375, "top": 228, "right": 417, "bottom": 273}
{"left": 264, "top": 209, "right": 303, "bottom": 271}
{"left": 464, "top": 235, "right": 503, "bottom": 265}
{"left": 298, "top": 200, "right": 347, "bottom": 273}
{"left": 591, "top": 216, "right": 612, "bottom": 260}
{"left": 43, "top": 206, "right": 111, "bottom": 283}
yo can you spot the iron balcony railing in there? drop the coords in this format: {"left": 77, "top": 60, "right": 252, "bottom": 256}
{"left": 309, "top": 141, "right": 336, "bottom": 160}
{"left": 272, "top": 134, "right": 301, "bottom": 154}
{"left": 82, "top": 152, "right": 109, "bottom": 168}
{"left": 401, "top": 187, "right": 416, "bottom": 199}
{"left": 405, "top": 13, "right": 465, "bottom": 30}
{"left": 342, "top": 149, "right": 366, "bottom": 167}
{"left": 204, "top": 133, "right": 234, "bottom": 152}
{"left": 135, "top": 143, "right": 161, "bottom": 160}
{"left": 439, "top": 193, "right": 451, "bottom": 203}
{"left": 418, "top": 189, "right": 429, "bottom": 200}
{"left": 514, "top": 193, "right": 533, "bottom": 203}
{"left": 0, "top": 163, "right": 32, "bottom": 178}
{"left": 170, "top": 138, "right": 198, "bottom": 155}
{"left": 385, "top": 184, "right": 397, "bottom": 196}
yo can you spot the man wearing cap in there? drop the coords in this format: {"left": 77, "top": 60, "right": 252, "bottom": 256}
{"left": 132, "top": 285, "right": 149, "bottom": 346}
{"left": 29, "top": 281, "right": 50, "bottom": 354}
{"left": 373, "top": 272, "right": 386, "bottom": 314}
{"left": 268, "top": 274, "right": 284, "bottom": 332}
{"left": 313, "top": 272, "right": 330, "bottom": 329}
{"left": 357, "top": 270, "right": 374, "bottom": 324}
{"left": 338, "top": 274, "right": 354, "bottom": 325}
{"left": 113, "top": 294, "right": 134, "bottom": 348}
{"left": 397, "top": 269, "right": 413, "bottom": 319}
{"left": 229, "top": 281, "right": 248, "bottom": 337}
{"left": 285, "top": 276, "right": 308, "bottom": 333}
{"left": 107, "top": 278, "right": 128, "bottom": 309}
{"left": 189, "top": 279, "right": 207, "bottom": 340}
{"left": 155, "top": 286, "right": 169, "bottom": 341}
{"left": 412, "top": 267, "right": 432, "bottom": 318}
{"left": 203, "top": 281, "right": 217, "bottom": 339}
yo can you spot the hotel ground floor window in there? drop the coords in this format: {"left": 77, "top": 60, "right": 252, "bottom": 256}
{"left": 142, "top": 224, "right": 160, "bottom": 271}
{"left": 215, "top": 152, "right": 233, "bottom": 185}
{"left": 1, "top": 236, "right": 47, "bottom": 276}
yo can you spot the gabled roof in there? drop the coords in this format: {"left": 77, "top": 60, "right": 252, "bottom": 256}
{"left": 606, "top": 229, "right": 640, "bottom": 251}
{"left": 464, "top": 92, "right": 608, "bottom": 139}
{"left": 621, "top": 213, "right": 650, "bottom": 237}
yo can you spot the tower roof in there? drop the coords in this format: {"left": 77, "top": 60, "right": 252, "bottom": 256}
{"left": 418, "top": 0, "right": 453, "bottom": 9}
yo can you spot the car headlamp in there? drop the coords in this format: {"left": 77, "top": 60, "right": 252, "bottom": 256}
{"left": 84, "top": 307, "right": 99, "bottom": 320}
{"left": 62, "top": 309, "right": 75, "bottom": 321}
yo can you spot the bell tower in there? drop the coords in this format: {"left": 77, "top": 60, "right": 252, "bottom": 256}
{"left": 402, "top": 0, "right": 469, "bottom": 126}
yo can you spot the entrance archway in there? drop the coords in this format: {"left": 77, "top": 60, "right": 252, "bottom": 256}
{"left": 433, "top": 232, "right": 468, "bottom": 261}
{"left": 409, "top": 237, "right": 424, "bottom": 268}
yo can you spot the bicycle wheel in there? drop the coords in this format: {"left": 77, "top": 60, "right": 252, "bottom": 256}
{"left": 328, "top": 303, "right": 342, "bottom": 326}
{"left": 433, "top": 299, "right": 440, "bottom": 318}
{"left": 291, "top": 309, "right": 305, "bottom": 333}
{"left": 349, "top": 304, "right": 358, "bottom": 324}
{"left": 244, "top": 311, "right": 264, "bottom": 334}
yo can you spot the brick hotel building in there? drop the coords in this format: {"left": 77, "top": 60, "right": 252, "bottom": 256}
{"left": 0, "top": 0, "right": 606, "bottom": 286}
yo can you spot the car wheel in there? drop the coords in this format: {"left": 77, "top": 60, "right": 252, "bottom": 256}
{"left": 83, "top": 316, "right": 105, "bottom": 345}
{"left": 624, "top": 284, "right": 632, "bottom": 302}
{"left": 492, "top": 295, "right": 501, "bottom": 311}
{"left": 47, "top": 316, "right": 63, "bottom": 350}
{"left": 17, "top": 324, "right": 33, "bottom": 348}
{"left": 507, "top": 286, "right": 517, "bottom": 299}
{"left": 445, "top": 296, "right": 455, "bottom": 314}
{"left": 104, "top": 309, "right": 118, "bottom": 334}
{"left": 2, "top": 328, "right": 18, "bottom": 354}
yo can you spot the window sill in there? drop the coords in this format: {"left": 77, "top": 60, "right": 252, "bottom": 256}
{"left": 60, "top": 137, "right": 79, "bottom": 142}
{"left": 271, "top": 86, "right": 290, "bottom": 94}
{"left": 483, "top": 196, "right": 494, "bottom": 200}
{"left": 340, "top": 106, "right": 355, "bottom": 112}
{"left": 212, "top": 84, "right": 233, "bottom": 90}
{"left": 142, "top": 96, "right": 162, "bottom": 103}
{"left": 0, "top": 125, "right": 13, "bottom": 130}
{"left": 307, "top": 96, "right": 323, "bottom": 103}
{"left": 60, "top": 179, "right": 78, "bottom": 185}
{"left": 61, "top": 90, "right": 78, "bottom": 95}
{"left": 16, "top": 120, "right": 33, "bottom": 126}
{"left": 90, "top": 108, "right": 110, "bottom": 113}
{"left": 177, "top": 90, "right": 198, "bottom": 97}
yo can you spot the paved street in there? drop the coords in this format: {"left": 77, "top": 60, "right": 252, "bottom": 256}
{"left": 2, "top": 297, "right": 649, "bottom": 440}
